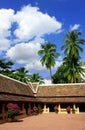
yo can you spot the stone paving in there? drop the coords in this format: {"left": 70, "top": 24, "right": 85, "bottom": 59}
{"left": 0, "top": 113, "right": 85, "bottom": 130}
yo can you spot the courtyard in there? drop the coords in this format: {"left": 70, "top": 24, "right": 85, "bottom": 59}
{"left": 0, "top": 113, "right": 85, "bottom": 130}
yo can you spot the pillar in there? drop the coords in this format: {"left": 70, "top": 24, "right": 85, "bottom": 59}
{"left": 2, "top": 103, "right": 5, "bottom": 120}
{"left": 43, "top": 104, "right": 49, "bottom": 113}
{"left": 43, "top": 104, "right": 46, "bottom": 113}
{"left": 22, "top": 103, "right": 26, "bottom": 114}
{"left": 28, "top": 103, "right": 31, "bottom": 114}
{"left": 58, "top": 104, "right": 61, "bottom": 113}
{"left": 73, "top": 104, "right": 76, "bottom": 109}
{"left": 38, "top": 103, "right": 41, "bottom": 109}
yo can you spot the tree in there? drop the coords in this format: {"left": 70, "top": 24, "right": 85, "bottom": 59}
{"left": 9, "top": 67, "right": 29, "bottom": 83}
{"left": 52, "top": 64, "right": 68, "bottom": 83}
{"left": 62, "top": 56, "right": 85, "bottom": 83}
{"left": 61, "top": 30, "right": 85, "bottom": 59}
{"left": 0, "top": 58, "right": 14, "bottom": 70}
{"left": 61, "top": 30, "right": 85, "bottom": 83}
{"left": 28, "top": 73, "right": 44, "bottom": 84}
{"left": 0, "top": 58, "right": 14, "bottom": 76}
{"left": 38, "top": 42, "right": 59, "bottom": 83}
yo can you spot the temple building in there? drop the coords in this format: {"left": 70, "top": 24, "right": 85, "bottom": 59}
{"left": 0, "top": 73, "right": 85, "bottom": 120}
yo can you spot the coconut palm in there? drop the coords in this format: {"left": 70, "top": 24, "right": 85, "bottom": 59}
{"left": 0, "top": 58, "right": 14, "bottom": 76}
{"left": 61, "top": 30, "right": 85, "bottom": 59}
{"left": 38, "top": 42, "right": 59, "bottom": 83}
{"left": 61, "top": 30, "right": 85, "bottom": 83}
{"left": 52, "top": 64, "right": 68, "bottom": 83}
{"left": 9, "top": 67, "right": 29, "bottom": 83}
{"left": 29, "top": 73, "right": 44, "bottom": 84}
{"left": 62, "top": 56, "right": 85, "bottom": 83}
{"left": 0, "top": 58, "right": 14, "bottom": 71}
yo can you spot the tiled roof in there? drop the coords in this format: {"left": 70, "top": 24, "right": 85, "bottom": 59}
{"left": 36, "top": 97, "right": 85, "bottom": 103}
{"left": 0, "top": 93, "right": 36, "bottom": 102}
{"left": 0, "top": 74, "right": 33, "bottom": 97}
{"left": 35, "top": 84, "right": 85, "bottom": 103}
{"left": 0, "top": 74, "right": 85, "bottom": 103}
{"left": 37, "top": 84, "right": 85, "bottom": 97}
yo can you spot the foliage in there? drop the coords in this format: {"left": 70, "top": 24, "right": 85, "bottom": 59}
{"left": 7, "top": 103, "right": 20, "bottom": 119}
{"left": 28, "top": 73, "right": 44, "bottom": 84}
{"left": 0, "top": 58, "right": 14, "bottom": 76}
{"left": 38, "top": 107, "right": 43, "bottom": 114}
{"left": 72, "top": 108, "right": 75, "bottom": 113}
{"left": 52, "top": 65, "right": 68, "bottom": 83}
{"left": 33, "top": 106, "right": 38, "bottom": 115}
{"left": 38, "top": 42, "right": 59, "bottom": 82}
{"left": 0, "top": 30, "right": 85, "bottom": 84}
{"left": 9, "top": 67, "right": 29, "bottom": 83}
{"left": 66, "top": 106, "right": 71, "bottom": 113}
{"left": 0, "top": 58, "right": 14, "bottom": 70}
{"left": 0, "top": 58, "right": 44, "bottom": 84}
{"left": 61, "top": 30, "right": 85, "bottom": 83}
{"left": 33, "top": 106, "right": 38, "bottom": 112}
{"left": 54, "top": 105, "right": 58, "bottom": 113}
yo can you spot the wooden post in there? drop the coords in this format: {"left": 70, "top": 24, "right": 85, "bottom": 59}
{"left": 38, "top": 103, "right": 41, "bottom": 109}
{"left": 28, "top": 103, "right": 31, "bottom": 114}
{"left": 2, "top": 103, "right": 5, "bottom": 120}
{"left": 22, "top": 103, "right": 26, "bottom": 114}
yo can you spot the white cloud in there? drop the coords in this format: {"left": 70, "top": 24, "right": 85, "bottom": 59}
{"left": 44, "top": 79, "right": 51, "bottom": 84}
{"left": 54, "top": 61, "right": 62, "bottom": 69}
{"left": 25, "top": 58, "right": 62, "bottom": 74}
{"left": 6, "top": 41, "right": 41, "bottom": 64}
{"left": 0, "top": 8, "right": 14, "bottom": 51}
{"left": 0, "top": 4, "right": 62, "bottom": 53}
{"left": 14, "top": 5, "right": 62, "bottom": 42}
{"left": 25, "top": 60, "right": 46, "bottom": 71}
{"left": 70, "top": 24, "right": 80, "bottom": 31}
{"left": 0, "top": 39, "right": 10, "bottom": 52}
{"left": 0, "top": 5, "right": 63, "bottom": 80}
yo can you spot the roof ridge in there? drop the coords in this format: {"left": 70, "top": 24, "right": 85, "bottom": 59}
{"left": 39, "top": 83, "right": 85, "bottom": 86}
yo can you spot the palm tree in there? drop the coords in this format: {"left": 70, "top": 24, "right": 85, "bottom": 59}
{"left": 61, "top": 30, "right": 85, "bottom": 83}
{"left": 52, "top": 64, "right": 68, "bottom": 83}
{"left": 0, "top": 58, "right": 14, "bottom": 71}
{"left": 38, "top": 42, "right": 59, "bottom": 83}
{"left": 61, "top": 30, "right": 85, "bottom": 59}
{"left": 29, "top": 73, "right": 44, "bottom": 84}
{"left": 9, "top": 67, "right": 29, "bottom": 83}
{"left": 62, "top": 56, "right": 85, "bottom": 83}
{"left": 0, "top": 58, "right": 14, "bottom": 76}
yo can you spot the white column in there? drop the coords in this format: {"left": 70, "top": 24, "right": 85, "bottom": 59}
{"left": 58, "top": 104, "right": 61, "bottom": 113}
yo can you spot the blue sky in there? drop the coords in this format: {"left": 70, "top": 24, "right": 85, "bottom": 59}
{"left": 0, "top": 0, "right": 85, "bottom": 83}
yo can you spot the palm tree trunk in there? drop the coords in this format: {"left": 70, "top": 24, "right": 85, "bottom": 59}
{"left": 49, "top": 67, "right": 52, "bottom": 83}
{"left": 73, "top": 63, "right": 76, "bottom": 83}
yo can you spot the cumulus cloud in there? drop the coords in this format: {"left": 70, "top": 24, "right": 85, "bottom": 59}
{"left": 44, "top": 79, "right": 51, "bottom": 84}
{"left": 0, "top": 8, "right": 14, "bottom": 51}
{"left": 6, "top": 41, "right": 41, "bottom": 63}
{"left": 14, "top": 5, "right": 62, "bottom": 42}
{"left": 70, "top": 24, "right": 80, "bottom": 31}
{"left": 25, "top": 58, "right": 62, "bottom": 74}
{"left": 0, "top": 5, "right": 62, "bottom": 53}
{"left": 0, "top": 39, "right": 10, "bottom": 52}
{"left": 25, "top": 60, "right": 46, "bottom": 71}
{"left": 1, "top": 4, "right": 63, "bottom": 81}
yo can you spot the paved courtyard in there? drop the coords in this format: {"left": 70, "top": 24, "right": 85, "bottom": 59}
{"left": 0, "top": 113, "right": 85, "bottom": 130}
